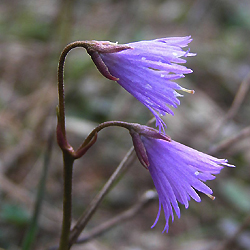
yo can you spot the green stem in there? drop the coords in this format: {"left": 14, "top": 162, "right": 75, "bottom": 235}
{"left": 58, "top": 152, "right": 74, "bottom": 250}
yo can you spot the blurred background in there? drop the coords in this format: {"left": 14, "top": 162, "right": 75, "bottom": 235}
{"left": 0, "top": 0, "right": 250, "bottom": 249}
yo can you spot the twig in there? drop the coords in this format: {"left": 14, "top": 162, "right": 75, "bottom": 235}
{"left": 225, "top": 72, "right": 250, "bottom": 120}
{"left": 75, "top": 190, "right": 158, "bottom": 244}
{"left": 209, "top": 125, "right": 250, "bottom": 154}
{"left": 68, "top": 146, "right": 136, "bottom": 247}
{"left": 210, "top": 72, "right": 250, "bottom": 143}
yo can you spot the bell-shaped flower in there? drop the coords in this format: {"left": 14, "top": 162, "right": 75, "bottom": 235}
{"left": 97, "top": 36, "right": 195, "bottom": 132}
{"left": 130, "top": 127, "right": 234, "bottom": 232}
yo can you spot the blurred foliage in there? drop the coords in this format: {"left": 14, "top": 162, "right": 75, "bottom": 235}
{"left": 0, "top": 0, "right": 250, "bottom": 250}
{"left": 0, "top": 203, "right": 29, "bottom": 226}
{"left": 220, "top": 180, "right": 250, "bottom": 213}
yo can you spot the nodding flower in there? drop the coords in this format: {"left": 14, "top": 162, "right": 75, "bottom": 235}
{"left": 90, "top": 36, "right": 195, "bottom": 132}
{"left": 129, "top": 126, "right": 234, "bottom": 232}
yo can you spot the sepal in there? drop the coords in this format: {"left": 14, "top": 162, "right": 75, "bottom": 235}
{"left": 85, "top": 41, "right": 132, "bottom": 81}
{"left": 132, "top": 124, "right": 171, "bottom": 142}
{"left": 130, "top": 129, "right": 149, "bottom": 169}
{"left": 86, "top": 40, "right": 132, "bottom": 54}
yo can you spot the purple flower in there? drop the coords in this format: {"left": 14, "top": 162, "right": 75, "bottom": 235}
{"left": 136, "top": 135, "right": 234, "bottom": 232}
{"left": 98, "top": 36, "right": 195, "bottom": 132}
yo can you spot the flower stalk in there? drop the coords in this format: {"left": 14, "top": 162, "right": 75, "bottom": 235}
{"left": 55, "top": 36, "right": 235, "bottom": 248}
{"left": 57, "top": 41, "right": 132, "bottom": 250}
{"left": 58, "top": 153, "right": 74, "bottom": 250}
{"left": 57, "top": 41, "right": 153, "bottom": 249}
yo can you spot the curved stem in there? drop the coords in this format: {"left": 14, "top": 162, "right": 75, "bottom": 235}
{"left": 76, "top": 121, "right": 135, "bottom": 152}
{"left": 57, "top": 41, "right": 93, "bottom": 250}
{"left": 57, "top": 41, "right": 131, "bottom": 139}
{"left": 56, "top": 41, "right": 134, "bottom": 250}
{"left": 57, "top": 41, "right": 91, "bottom": 138}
